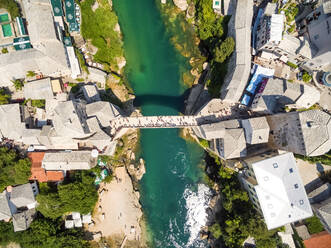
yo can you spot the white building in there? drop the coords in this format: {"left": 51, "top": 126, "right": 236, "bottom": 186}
{"left": 240, "top": 152, "right": 313, "bottom": 230}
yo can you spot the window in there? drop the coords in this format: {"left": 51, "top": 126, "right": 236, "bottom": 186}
{"left": 314, "top": 34, "right": 319, "bottom": 40}
{"left": 299, "top": 200, "right": 304, "bottom": 205}
{"left": 288, "top": 214, "right": 291, "bottom": 218}
{"left": 273, "top": 163, "right": 278, "bottom": 168}
{"left": 294, "top": 184, "right": 299, "bottom": 189}
{"left": 289, "top": 168, "right": 293, "bottom": 173}
{"left": 270, "top": 212, "right": 276, "bottom": 218}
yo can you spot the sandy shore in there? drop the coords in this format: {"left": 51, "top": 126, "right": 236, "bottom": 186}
{"left": 88, "top": 166, "right": 143, "bottom": 242}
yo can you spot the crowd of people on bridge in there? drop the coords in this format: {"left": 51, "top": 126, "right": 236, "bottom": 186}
{"left": 110, "top": 116, "right": 199, "bottom": 131}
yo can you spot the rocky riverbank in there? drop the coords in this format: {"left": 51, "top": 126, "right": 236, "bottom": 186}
{"left": 159, "top": 0, "right": 207, "bottom": 87}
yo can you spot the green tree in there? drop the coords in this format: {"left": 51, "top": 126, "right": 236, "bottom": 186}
{"left": 0, "top": 0, "right": 20, "bottom": 18}
{"left": 14, "top": 159, "right": 32, "bottom": 184}
{"left": 37, "top": 170, "right": 98, "bottom": 219}
{"left": 0, "top": 147, "right": 31, "bottom": 191}
{"left": 214, "top": 37, "right": 235, "bottom": 63}
{"left": 36, "top": 193, "right": 65, "bottom": 219}
{"left": 209, "top": 223, "right": 222, "bottom": 239}
{"left": 194, "top": 0, "right": 224, "bottom": 41}
{"left": 18, "top": 217, "right": 90, "bottom": 248}
{"left": 0, "top": 221, "right": 16, "bottom": 246}
{"left": 11, "top": 79, "right": 24, "bottom": 91}
{"left": 206, "top": 154, "right": 280, "bottom": 247}
{"left": 80, "top": 0, "right": 124, "bottom": 70}
{"left": 58, "top": 181, "right": 98, "bottom": 214}
{"left": 0, "top": 88, "right": 10, "bottom": 104}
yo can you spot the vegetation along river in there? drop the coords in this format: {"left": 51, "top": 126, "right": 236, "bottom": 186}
{"left": 113, "top": 0, "right": 211, "bottom": 247}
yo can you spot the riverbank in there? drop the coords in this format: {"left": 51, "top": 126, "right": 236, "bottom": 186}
{"left": 89, "top": 127, "right": 148, "bottom": 247}
{"left": 79, "top": 1, "right": 147, "bottom": 246}
{"left": 158, "top": 1, "right": 207, "bottom": 88}
{"left": 88, "top": 167, "right": 143, "bottom": 243}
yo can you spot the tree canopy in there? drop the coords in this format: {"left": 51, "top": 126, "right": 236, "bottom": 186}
{"left": 0, "top": 0, "right": 20, "bottom": 18}
{"left": 80, "top": 0, "right": 123, "bottom": 70}
{"left": 214, "top": 37, "right": 235, "bottom": 63}
{"left": 11, "top": 79, "right": 24, "bottom": 91}
{"left": 194, "top": 0, "right": 224, "bottom": 42}
{"left": 206, "top": 156, "right": 280, "bottom": 247}
{"left": 0, "top": 216, "right": 89, "bottom": 248}
{"left": 0, "top": 147, "right": 31, "bottom": 191}
{"left": 37, "top": 171, "right": 98, "bottom": 219}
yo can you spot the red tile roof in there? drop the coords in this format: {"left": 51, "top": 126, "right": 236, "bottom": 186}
{"left": 28, "top": 152, "right": 63, "bottom": 182}
{"left": 46, "top": 171, "right": 64, "bottom": 181}
{"left": 304, "top": 231, "right": 331, "bottom": 248}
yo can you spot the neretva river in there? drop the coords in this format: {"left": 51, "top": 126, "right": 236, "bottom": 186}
{"left": 113, "top": 0, "right": 211, "bottom": 247}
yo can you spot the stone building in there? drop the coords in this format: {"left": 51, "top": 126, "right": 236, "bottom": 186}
{"left": 220, "top": 0, "right": 253, "bottom": 103}
{"left": 267, "top": 110, "right": 331, "bottom": 157}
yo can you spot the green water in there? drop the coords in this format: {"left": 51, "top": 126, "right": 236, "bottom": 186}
{"left": 113, "top": 0, "right": 209, "bottom": 247}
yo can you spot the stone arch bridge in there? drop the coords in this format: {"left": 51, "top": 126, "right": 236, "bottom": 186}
{"left": 109, "top": 115, "right": 213, "bottom": 136}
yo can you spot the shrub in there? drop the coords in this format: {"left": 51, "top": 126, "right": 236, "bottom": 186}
{"left": 31, "top": 99, "right": 46, "bottom": 108}
{"left": 305, "top": 216, "right": 324, "bottom": 234}
{"left": 287, "top": 61, "right": 298, "bottom": 69}
{"left": 26, "top": 71, "right": 36, "bottom": 77}
{"left": 11, "top": 79, "right": 24, "bottom": 91}
{"left": 74, "top": 48, "right": 89, "bottom": 74}
{"left": 1, "top": 47, "right": 8, "bottom": 54}
{"left": 213, "top": 37, "right": 235, "bottom": 63}
{"left": 0, "top": 147, "right": 31, "bottom": 191}
{"left": 302, "top": 71, "right": 312, "bottom": 83}
{"left": 0, "top": 88, "right": 10, "bottom": 104}
{"left": 199, "top": 138, "right": 209, "bottom": 148}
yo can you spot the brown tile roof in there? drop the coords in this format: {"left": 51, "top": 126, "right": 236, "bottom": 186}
{"left": 304, "top": 231, "right": 331, "bottom": 248}
{"left": 28, "top": 152, "right": 63, "bottom": 182}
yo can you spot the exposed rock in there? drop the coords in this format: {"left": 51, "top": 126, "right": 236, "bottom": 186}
{"left": 136, "top": 158, "right": 146, "bottom": 181}
{"left": 114, "top": 23, "right": 121, "bottom": 33}
{"left": 116, "top": 56, "right": 127, "bottom": 71}
{"left": 203, "top": 62, "right": 209, "bottom": 70}
{"left": 186, "top": 2, "right": 195, "bottom": 19}
{"left": 127, "top": 158, "right": 146, "bottom": 182}
{"left": 92, "top": 1, "right": 99, "bottom": 12}
{"left": 173, "top": 0, "right": 188, "bottom": 11}
{"left": 200, "top": 232, "right": 209, "bottom": 240}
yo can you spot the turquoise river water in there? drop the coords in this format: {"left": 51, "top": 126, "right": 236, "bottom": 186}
{"left": 113, "top": 0, "right": 211, "bottom": 247}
